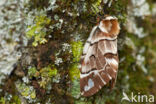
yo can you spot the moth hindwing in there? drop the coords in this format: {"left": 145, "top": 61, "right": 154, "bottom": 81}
{"left": 80, "top": 16, "right": 120, "bottom": 97}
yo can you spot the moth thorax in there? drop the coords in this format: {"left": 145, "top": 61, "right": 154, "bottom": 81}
{"left": 99, "top": 17, "right": 120, "bottom": 36}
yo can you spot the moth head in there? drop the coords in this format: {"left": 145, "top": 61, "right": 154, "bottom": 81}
{"left": 99, "top": 16, "right": 120, "bottom": 37}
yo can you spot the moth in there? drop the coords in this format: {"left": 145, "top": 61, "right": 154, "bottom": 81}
{"left": 80, "top": 16, "right": 120, "bottom": 97}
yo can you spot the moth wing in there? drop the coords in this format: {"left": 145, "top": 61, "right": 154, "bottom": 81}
{"left": 80, "top": 27, "right": 118, "bottom": 96}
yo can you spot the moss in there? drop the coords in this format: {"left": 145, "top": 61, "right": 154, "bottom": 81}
{"left": 92, "top": 0, "right": 102, "bottom": 14}
{"left": 0, "top": 97, "right": 5, "bottom": 104}
{"left": 28, "top": 67, "right": 40, "bottom": 78}
{"left": 26, "top": 16, "right": 51, "bottom": 47}
{"left": 1, "top": 0, "right": 156, "bottom": 103}
{"left": 15, "top": 81, "right": 36, "bottom": 102}
{"left": 69, "top": 41, "right": 83, "bottom": 100}
{"left": 11, "top": 96, "right": 21, "bottom": 104}
{"left": 0, "top": 95, "right": 21, "bottom": 104}
{"left": 28, "top": 65, "right": 57, "bottom": 89}
{"left": 69, "top": 63, "right": 80, "bottom": 81}
{"left": 71, "top": 41, "right": 83, "bottom": 62}
{"left": 75, "top": 100, "right": 92, "bottom": 104}
{"left": 40, "top": 66, "right": 57, "bottom": 78}
{"left": 129, "top": 71, "right": 150, "bottom": 93}
{"left": 39, "top": 66, "right": 57, "bottom": 88}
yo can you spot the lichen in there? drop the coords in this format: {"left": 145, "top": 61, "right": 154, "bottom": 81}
{"left": 15, "top": 81, "right": 36, "bottom": 103}
{"left": 39, "top": 66, "right": 57, "bottom": 88}
{"left": 0, "top": 95, "right": 21, "bottom": 104}
{"left": 0, "top": 97, "right": 5, "bottom": 104}
{"left": 28, "top": 67, "right": 40, "bottom": 79}
{"left": 69, "top": 63, "right": 80, "bottom": 81}
{"left": 71, "top": 41, "right": 83, "bottom": 62}
{"left": 70, "top": 79, "right": 81, "bottom": 99}
{"left": 28, "top": 65, "right": 57, "bottom": 88}
{"left": 11, "top": 96, "right": 21, "bottom": 104}
{"left": 26, "top": 15, "right": 51, "bottom": 47}
{"left": 0, "top": 0, "right": 156, "bottom": 103}
{"left": 92, "top": 0, "right": 102, "bottom": 13}
{"left": 0, "top": 0, "right": 27, "bottom": 84}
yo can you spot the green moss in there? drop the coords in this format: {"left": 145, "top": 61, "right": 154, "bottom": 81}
{"left": 40, "top": 66, "right": 57, "bottom": 78}
{"left": 70, "top": 41, "right": 82, "bottom": 97}
{"left": 15, "top": 81, "right": 36, "bottom": 101}
{"left": 129, "top": 70, "right": 150, "bottom": 93}
{"left": 69, "top": 63, "right": 80, "bottom": 81}
{"left": 1, "top": 0, "right": 155, "bottom": 103}
{"left": 75, "top": 101, "right": 92, "bottom": 104}
{"left": 92, "top": 0, "right": 102, "bottom": 14}
{"left": 28, "top": 67, "right": 39, "bottom": 78}
{"left": 11, "top": 95, "right": 21, "bottom": 104}
{"left": 0, "top": 97, "right": 5, "bottom": 104}
{"left": 39, "top": 66, "right": 57, "bottom": 88}
{"left": 26, "top": 16, "right": 51, "bottom": 47}
{"left": 71, "top": 41, "right": 83, "bottom": 62}
{"left": 22, "top": 87, "right": 35, "bottom": 98}
{"left": 28, "top": 65, "right": 57, "bottom": 88}
{"left": 0, "top": 95, "right": 21, "bottom": 104}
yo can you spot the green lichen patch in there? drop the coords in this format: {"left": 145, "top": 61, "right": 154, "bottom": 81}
{"left": 11, "top": 95, "right": 21, "bottom": 104}
{"left": 69, "top": 63, "right": 80, "bottom": 81}
{"left": 0, "top": 97, "right": 5, "bottom": 104}
{"left": 1, "top": 0, "right": 156, "bottom": 103}
{"left": 70, "top": 79, "right": 81, "bottom": 99}
{"left": 26, "top": 16, "right": 51, "bottom": 47}
{"left": 71, "top": 41, "right": 83, "bottom": 62}
{"left": 28, "top": 67, "right": 40, "bottom": 78}
{"left": 28, "top": 65, "right": 58, "bottom": 89}
{"left": 75, "top": 100, "right": 92, "bottom": 104}
{"left": 91, "top": 0, "right": 102, "bottom": 14}
{"left": 0, "top": 95, "right": 21, "bottom": 104}
{"left": 69, "top": 41, "right": 82, "bottom": 99}
{"left": 40, "top": 66, "right": 57, "bottom": 78}
{"left": 15, "top": 81, "right": 36, "bottom": 103}
{"left": 39, "top": 66, "right": 57, "bottom": 88}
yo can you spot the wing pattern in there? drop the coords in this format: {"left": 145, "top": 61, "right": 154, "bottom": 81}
{"left": 80, "top": 16, "right": 120, "bottom": 96}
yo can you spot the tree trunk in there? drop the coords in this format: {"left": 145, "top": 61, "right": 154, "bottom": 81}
{"left": 0, "top": 0, "right": 156, "bottom": 104}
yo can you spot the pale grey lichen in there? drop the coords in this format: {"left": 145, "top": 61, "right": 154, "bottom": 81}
{"left": 103, "top": 0, "right": 117, "bottom": 7}
{"left": 22, "top": 76, "right": 29, "bottom": 84}
{"left": 136, "top": 54, "right": 147, "bottom": 74}
{"left": 130, "top": 0, "right": 150, "bottom": 17}
{"left": 54, "top": 57, "right": 63, "bottom": 66}
{"left": 0, "top": 0, "right": 29, "bottom": 84}
{"left": 126, "top": 0, "right": 151, "bottom": 38}
{"left": 126, "top": 17, "right": 148, "bottom": 38}
{"left": 136, "top": 47, "right": 147, "bottom": 74}
{"left": 0, "top": 0, "right": 6, "bottom": 6}
{"left": 152, "top": 3, "right": 156, "bottom": 16}
{"left": 108, "top": 0, "right": 113, "bottom": 7}
{"left": 54, "top": 15, "right": 59, "bottom": 20}
{"left": 70, "top": 79, "right": 81, "bottom": 99}
{"left": 52, "top": 74, "right": 61, "bottom": 83}
{"left": 47, "top": 0, "right": 58, "bottom": 11}
{"left": 71, "top": 32, "right": 82, "bottom": 42}
{"left": 103, "top": 0, "right": 108, "bottom": 4}
{"left": 62, "top": 43, "right": 72, "bottom": 53}
{"left": 125, "top": 37, "right": 136, "bottom": 51}
{"left": 54, "top": 50, "right": 63, "bottom": 65}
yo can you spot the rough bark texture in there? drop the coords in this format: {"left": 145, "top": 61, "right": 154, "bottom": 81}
{"left": 0, "top": 0, "right": 156, "bottom": 104}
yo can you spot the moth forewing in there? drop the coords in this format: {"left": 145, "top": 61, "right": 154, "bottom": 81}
{"left": 80, "top": 16, "right": 120, "bottom": 97}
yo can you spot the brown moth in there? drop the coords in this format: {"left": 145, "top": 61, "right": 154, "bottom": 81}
{"left": 80, "top": 16, "right": 120, "bottom": 97}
